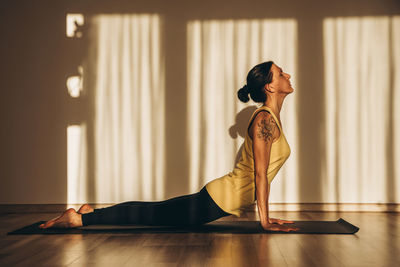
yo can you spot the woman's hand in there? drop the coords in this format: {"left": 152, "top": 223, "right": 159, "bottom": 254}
{"left": 268, "top": 217, "right": 294, "bottom": 225}
{"left": 261, "top": 221, "right": 299, "bottom": 232}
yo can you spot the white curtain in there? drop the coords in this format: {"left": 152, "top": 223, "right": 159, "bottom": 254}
{"left": 71, "top": 15, "right": 399, "bottom": 205}
{"left": 323, "top": 16, "right": 400, "bottom": 203}
{"left": 92, "top": 14, "right": 165, "bottom": 203}
{"left": 67, "top": 124, "right": 88, "bottom": 204}
{"left": 187, "top": 19, "right": 299, "bottom": 202}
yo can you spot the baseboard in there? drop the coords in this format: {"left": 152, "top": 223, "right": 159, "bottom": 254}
{"left": 0, "top": 203, "right": 399, "bottom": 213}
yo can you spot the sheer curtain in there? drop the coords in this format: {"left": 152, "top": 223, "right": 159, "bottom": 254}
{"left": 323, "top": 16, "right": 400, "bottom": 203}
{"left": 187, "top": 19, "right": 299, "bottom": 202}
{"left": 91, "top": 14, "right": 165, "bottom": 203}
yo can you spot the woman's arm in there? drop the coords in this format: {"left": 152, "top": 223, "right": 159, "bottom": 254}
{"left": 251, "top": 111, "right": 299, "bottom": 232}
{"left": 251, "top": 111, "right": 277, "bottom": 228}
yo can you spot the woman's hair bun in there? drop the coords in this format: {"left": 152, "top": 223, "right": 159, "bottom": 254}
{"left": 237, "top": 84, "right": 250, "bottom": 103}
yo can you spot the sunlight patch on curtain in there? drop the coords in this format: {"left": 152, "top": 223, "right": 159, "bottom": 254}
{"left": 67, "top": 124, "right": 88, "bottom": 204}
{"left": 91, "top": 14, "right": 165, "bottom": 203}
{"left": 323, "top": 16, "right": 400, "bottom": 203}
{"left": 187, "top": 19, "right": 299, "bottom": 202}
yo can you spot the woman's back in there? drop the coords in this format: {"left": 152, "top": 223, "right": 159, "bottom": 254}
{"left": 205, "top": 105, "right": 291, "bottom": 217}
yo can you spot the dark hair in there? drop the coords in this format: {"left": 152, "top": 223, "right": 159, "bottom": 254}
{"left": 237, "top": 61, "right": 274, "bottom": 103}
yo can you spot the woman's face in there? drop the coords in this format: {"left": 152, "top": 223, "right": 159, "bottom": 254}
{"left": 267, "top": 64, "right": 294, "bottom": 94}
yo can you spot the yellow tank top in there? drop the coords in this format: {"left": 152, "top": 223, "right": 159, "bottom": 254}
{"left": 205, "top": 106, "right": 291, "bottom": 217}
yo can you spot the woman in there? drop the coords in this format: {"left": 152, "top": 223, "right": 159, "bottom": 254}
{"left": 39, "top": 61, "right": 299, "bottom": 232}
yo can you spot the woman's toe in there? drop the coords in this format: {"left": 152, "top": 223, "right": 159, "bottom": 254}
{"left": 40, "top": 220, "right": 55, "bottom": 229}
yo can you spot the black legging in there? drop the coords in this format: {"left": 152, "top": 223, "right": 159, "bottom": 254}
{"left": 81, "top": 186, "right": 231, "bottom": 227}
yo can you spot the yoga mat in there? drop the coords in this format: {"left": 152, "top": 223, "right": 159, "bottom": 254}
{"left": 7, "top": 218, "right": 359, "bottom": 235}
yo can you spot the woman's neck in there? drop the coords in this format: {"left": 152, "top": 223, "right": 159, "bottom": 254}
{"left": 263, "top": 93, "right": 286, "bottom": 117}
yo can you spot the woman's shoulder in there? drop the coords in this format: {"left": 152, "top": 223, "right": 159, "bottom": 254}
{"left": 248, "top": 109, "right": 281, "bottom": 142}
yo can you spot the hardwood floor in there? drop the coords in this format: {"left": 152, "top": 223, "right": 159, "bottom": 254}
{"left": 0, "top": 211, "right": 399, "bottom": 266}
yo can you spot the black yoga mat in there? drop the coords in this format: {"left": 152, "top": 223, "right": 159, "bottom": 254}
{"left": 7, "top": 218, "right": 359, "bottom": 235}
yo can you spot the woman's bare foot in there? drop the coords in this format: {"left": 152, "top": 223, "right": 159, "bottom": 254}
{"left": 77, "top": 204, "right": 94, "bottom": 214}
{"left": 38, "top": 208, "right": 83, "bottom": 229}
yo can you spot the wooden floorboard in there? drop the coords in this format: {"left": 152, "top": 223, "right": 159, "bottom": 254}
{"left": 0, "top": 211, "right": 399, "bottom": 267}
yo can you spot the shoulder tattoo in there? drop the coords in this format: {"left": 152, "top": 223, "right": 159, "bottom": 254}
{"left": 256, "top": 115, "right": 277, "bottom": 143}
